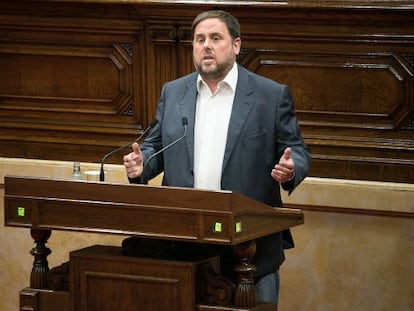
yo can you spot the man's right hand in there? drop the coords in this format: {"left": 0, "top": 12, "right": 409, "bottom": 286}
{"left": 123, "top": 142, "right": 144, "bottom": 179}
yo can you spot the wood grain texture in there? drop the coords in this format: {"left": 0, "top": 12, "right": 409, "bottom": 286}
{"left": 0, "top": 0, "right": 413, "bottom": 182}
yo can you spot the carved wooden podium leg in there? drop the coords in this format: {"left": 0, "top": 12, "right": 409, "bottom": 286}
{"left": 30, "top": 229, "right": 52, "bottom": 289}
{"left": 233, "top": 241, "right": 257, "bottom": 308}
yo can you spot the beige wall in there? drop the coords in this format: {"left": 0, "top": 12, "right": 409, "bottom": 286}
{"left": 279, "top": 178, "right": 414, "bottom": 311}
{"left": 1, "top": 157, "right": 413, "bottom": 310}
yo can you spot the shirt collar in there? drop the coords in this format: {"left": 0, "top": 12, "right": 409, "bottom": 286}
{"left": 197, "top": 62, "right": 238, "bottom": 93}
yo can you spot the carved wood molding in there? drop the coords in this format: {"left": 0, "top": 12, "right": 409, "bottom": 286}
{"left": 0, "top": 42, "right": 134, "bottom": 117}
{"left": 241, "top": 50, "right": 412, "bottom": 130}
{"left": 0, "top": 0, "right": 413, "bottom": 182}
{"left": 146, "top": 24, "right": 177, "bottom": 42}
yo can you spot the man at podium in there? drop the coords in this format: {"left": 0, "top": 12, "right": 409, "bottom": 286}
{"left": 123, "top": 10, "right": 310, "bottom": 305}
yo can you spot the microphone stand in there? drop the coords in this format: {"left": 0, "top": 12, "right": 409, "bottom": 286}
{"left": 99, "top": 120, "right": 157, "bottom": 182}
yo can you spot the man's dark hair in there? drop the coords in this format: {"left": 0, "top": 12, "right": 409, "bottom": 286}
{"left": 191, "top": 10, "right": 241, "bottom": 40}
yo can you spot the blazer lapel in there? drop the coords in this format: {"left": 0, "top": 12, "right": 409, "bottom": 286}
{"left": 179, "top": 74, "right": 198, "bottom": 170}
{"left": 222, "top": 66, "right": 255, "bottom": 170}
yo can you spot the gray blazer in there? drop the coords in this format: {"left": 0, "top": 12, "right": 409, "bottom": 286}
{"left": 134, "top": 64, "right": 311, "bottom": 278}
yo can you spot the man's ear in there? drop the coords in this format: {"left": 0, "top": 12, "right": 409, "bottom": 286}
{"left": 234, "top": 37, "right": 241, "bottom": 55}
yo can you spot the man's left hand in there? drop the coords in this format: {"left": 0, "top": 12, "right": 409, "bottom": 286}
{"left": 271, "top": 147, "right": 295, "bottom": 183}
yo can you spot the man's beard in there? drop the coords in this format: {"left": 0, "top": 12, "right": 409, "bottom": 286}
{"left": 195, "top": 58, "right": 234, "bottom": 81}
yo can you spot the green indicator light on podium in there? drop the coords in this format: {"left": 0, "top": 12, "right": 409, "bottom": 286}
{"left": 17, "top": 207, "right": 25, "bottom": 217}
{"left": 235, "top": 222, "right": 242, "bottom": 233}
{"left": 214, "top": 222, "right": 222, "bottom": 232}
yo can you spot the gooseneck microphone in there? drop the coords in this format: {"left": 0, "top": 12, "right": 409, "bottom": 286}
{"left": 141, "top": 117, "right": 188, "bottom": 184}
{"left": 99, "top": 119, "right": 158, "bottom": 182}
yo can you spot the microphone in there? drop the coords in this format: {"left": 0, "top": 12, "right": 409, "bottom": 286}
{"left": 141, "top": 117, "right": 188, "bottom": 183}
{"left": 99, "top": 119, "right": 158, "bottom": 182}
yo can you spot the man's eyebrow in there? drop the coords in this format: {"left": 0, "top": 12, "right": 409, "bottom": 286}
{"left": 195, "top": 32, "right": 222, "bottom": 37}
{"left": 210, "top": 32, "right": 222, "bottom": 37}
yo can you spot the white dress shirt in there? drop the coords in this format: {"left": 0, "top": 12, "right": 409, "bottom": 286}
{"left": 193, "top": 63, "right": 238, "bottom": 190}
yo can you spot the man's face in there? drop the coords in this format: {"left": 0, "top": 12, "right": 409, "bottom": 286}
{"left": 193, "top": 18, "right": 241, "bottom": 81}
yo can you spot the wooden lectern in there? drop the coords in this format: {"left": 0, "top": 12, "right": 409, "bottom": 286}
{"left": 4, "top": 176, "right": 304, "bottom": 311}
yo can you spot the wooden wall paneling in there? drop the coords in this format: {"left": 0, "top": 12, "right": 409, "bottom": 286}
{"left": 132, "top": 23, "right": 149, "bottom": 129}
{"left": 235, "top": 8, "right": 414, "bottom": 182}
{"left": 176, "top": 24, "right": 196, "bottom": 77}
{"left": 0, "top": 13, "right": 146, "bottom": 163}
{"left": 144, "top": 22, "right": 180, "bottom": 122}
{"left": 0, "top": 1, "right": 413, "bottom": 182}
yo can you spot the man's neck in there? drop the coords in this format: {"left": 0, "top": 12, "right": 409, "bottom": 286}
{"left": 201, "top": 63, "right": 236, "bottom": 94}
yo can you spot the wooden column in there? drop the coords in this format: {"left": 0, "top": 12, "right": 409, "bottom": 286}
{"left": 30, "top": 229, "right": 52, "bottom": 289}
